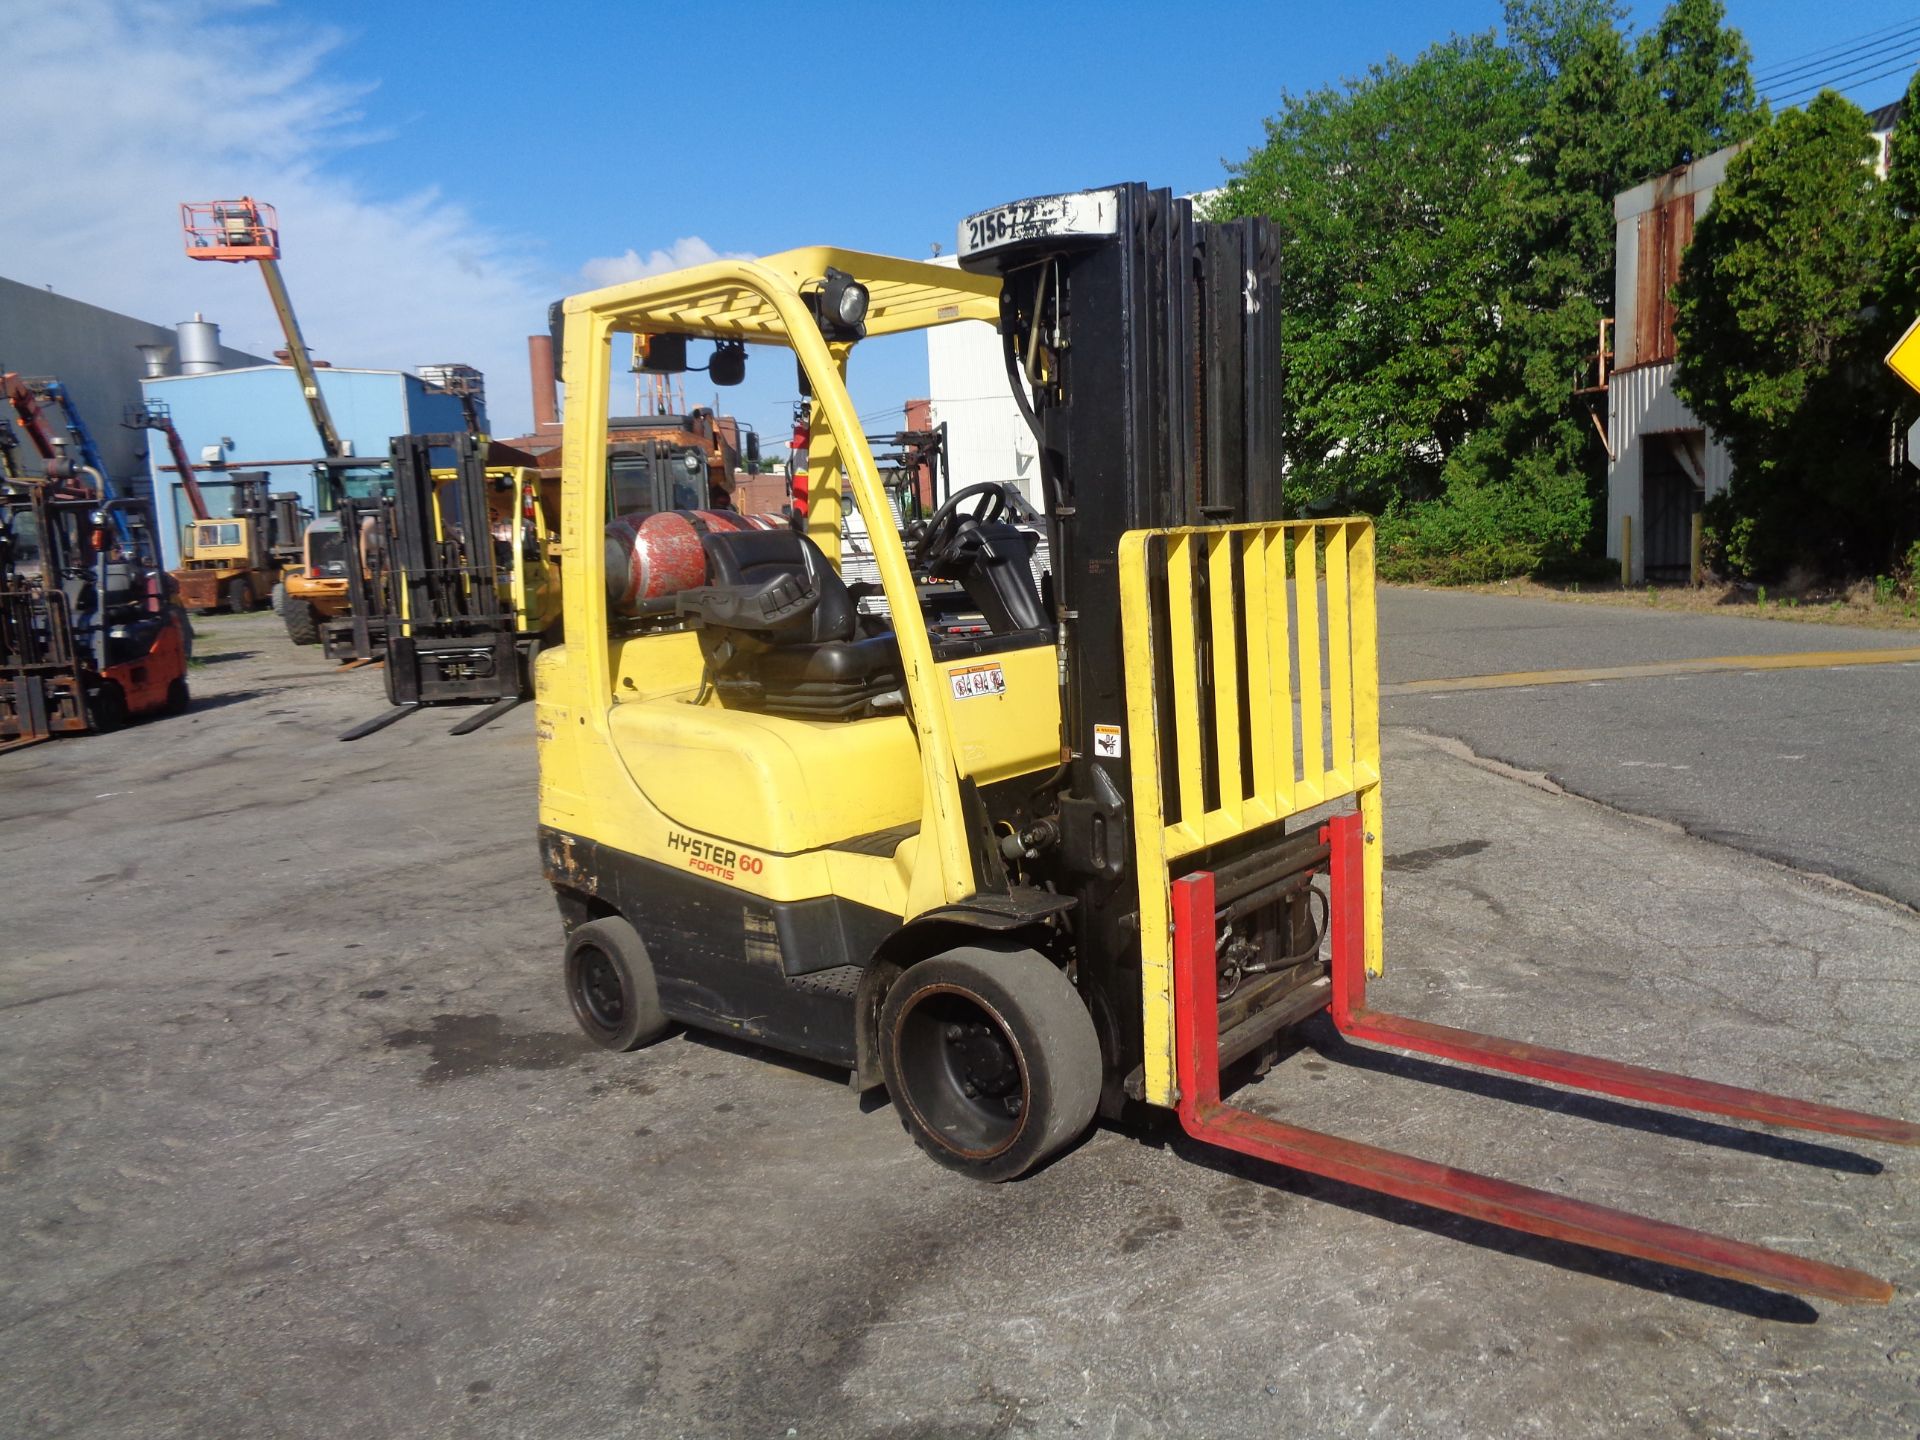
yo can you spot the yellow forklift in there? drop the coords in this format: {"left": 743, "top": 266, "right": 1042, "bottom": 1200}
{"left": 336, "top": 433, "right": 560, "bottom": 739}
{"left": 536, "top": 185, "right": 1915, "bottom": 1306}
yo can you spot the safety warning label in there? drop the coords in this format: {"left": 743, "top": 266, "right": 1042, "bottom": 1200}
{"left": 948, "top": 663, "right": 1007, "bottom": 700}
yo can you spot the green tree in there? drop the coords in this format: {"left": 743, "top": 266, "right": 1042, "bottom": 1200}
{"left": 1217, "top": 0, "right": 1764, "bottom": 582}
{"left": 1882, "top": 66, "right": 1920, "bottom": 323}
{"left": 1636, "top": 0, "right": 1766, "bottom": 166}
{"left": 1672, "top": 92, "right": 1907, "bottom": 576}
{"left": 1216, "top": 32, "right": 1531, "bottom": 522}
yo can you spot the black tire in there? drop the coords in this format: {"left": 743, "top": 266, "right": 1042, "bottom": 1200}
{"left": 880, "top": 946, "right": 1101, "bottom": 1183}
{"left": 226, "top": 576, "right": 254, "bottom": 614}
{"left": 564, "top": 917, "right": 669, "bottom": 1052}
{"left": 163, "top": 677, "right": 191, "bottom": 716}
{"left": 88, "top": 680, "right": 128, "bottom": 734}
{"left": 275, "top": 583, "right": 320, "bottom": 645}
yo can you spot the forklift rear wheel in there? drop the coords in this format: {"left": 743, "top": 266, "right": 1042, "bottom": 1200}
{"left": 164, "top": 677, "right": 191, "bottom": 716}
{"left": 564, "top": 917, "right": 669, "bottom": 1052}
{"left": 274, "top": 585, "right": 320, "bottom": 646}
{"left": 227, "top": 577, "right": 254, "bottom": 613}
{"left": 880, "top": 947, "right": 1101, "bottom": 1183}
{"left": 89, "top": 681, "right": 128, "bottom": 734}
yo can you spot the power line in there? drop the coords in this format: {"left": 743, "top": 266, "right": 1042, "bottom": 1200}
{"left": 1771, "top": 48, "right": 1920, "bottom": 104}
{"left": 1755, "top": 16, "right": 1920, "bottom": 85}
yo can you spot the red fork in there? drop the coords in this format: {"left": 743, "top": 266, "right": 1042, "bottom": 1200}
{"left": 1320, "top": 812, "right": 1920, "bottom": 1149}
{"left": 1169, "top": 835, "right": 1905, "bottom": 1304}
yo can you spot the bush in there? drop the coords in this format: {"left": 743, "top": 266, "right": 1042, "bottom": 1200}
{"left": 1372, "top": 465, "right": 1593, "bottom": 584}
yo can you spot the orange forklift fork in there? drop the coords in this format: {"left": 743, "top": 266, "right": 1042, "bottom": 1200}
{"left": 1171, "top": 810, "right": 1917, "bottom": 1306}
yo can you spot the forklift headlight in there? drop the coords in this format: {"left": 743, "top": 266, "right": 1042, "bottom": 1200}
{"left": 683, "top": 452, "right": 702, "bottom": 474}
{"left": 816, "top": 267, "right": 869, "bottom": 339}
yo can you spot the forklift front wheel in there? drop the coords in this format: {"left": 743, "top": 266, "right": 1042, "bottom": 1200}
{"left": 880, "top": 947, "right": 1101, "bottom": 1183}
{"left": 89, "top": 681, "right": 129, "bottom": 734}
{"left": 274, "top": 585, "right": 320, "bottom": 646}
{"left": 564, "top": 917, "right": 669, "bottom": 1052}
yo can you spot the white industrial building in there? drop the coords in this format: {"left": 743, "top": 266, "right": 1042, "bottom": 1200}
{"left": 1606, "top": 102, "right": 1902, "bottom": 581}
{"left": 925, "top": 257, "right": 1039, "bottom": 505}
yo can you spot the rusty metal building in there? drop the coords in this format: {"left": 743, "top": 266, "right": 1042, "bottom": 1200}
{"left": 1604, "top": 148, "right": 1739, "bottom": 583}
{"left": 1606, "top": 102, "right": 1902, "bottom": 582}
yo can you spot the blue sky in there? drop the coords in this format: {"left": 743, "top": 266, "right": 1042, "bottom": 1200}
{"left": 9, "top": 2, "right": 1919, "bottom": 444}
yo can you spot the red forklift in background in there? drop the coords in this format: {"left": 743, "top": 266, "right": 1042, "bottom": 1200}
{"left": 1, "top": 377, "right": 190, "bottom": 749}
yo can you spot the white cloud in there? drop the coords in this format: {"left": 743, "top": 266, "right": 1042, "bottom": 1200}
{"left": 580, "top": 238, "right": 753, "bottom": 288}
{"left": 2, "top": 0, "right": 557, "bottom": 435}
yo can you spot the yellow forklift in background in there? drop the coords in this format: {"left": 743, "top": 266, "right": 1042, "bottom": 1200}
{"left": 336, "top": 433, "right": 560, "bottom": 739}
{"left": 536, "top": 185, "right": 1915, "bottom": 1307}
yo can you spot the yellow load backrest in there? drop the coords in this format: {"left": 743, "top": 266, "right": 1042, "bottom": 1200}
{"left": 1118, "top": 517, "right": 1384, "bottom": 1106}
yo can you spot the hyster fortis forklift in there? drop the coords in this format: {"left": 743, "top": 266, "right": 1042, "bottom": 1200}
{"left": 537, "top": 185, "right": 1916, "bottom": 1305}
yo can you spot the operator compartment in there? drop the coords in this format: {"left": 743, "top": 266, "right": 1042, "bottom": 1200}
{"left": 605, "top": 497, "right": 1059, "bottom": 807}
{"left": 603, "top": 509, "right": 921, "bottom": 856}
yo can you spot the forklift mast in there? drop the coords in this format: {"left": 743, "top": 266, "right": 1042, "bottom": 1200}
{"left": 20, "top": 378, "right": 140, "bottom": 555}
{"left": 956, "top": 185, "right": 1286, "bottom": 1088}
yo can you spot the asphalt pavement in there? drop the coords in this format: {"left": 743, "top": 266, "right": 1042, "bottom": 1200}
{"left": 1, "top": 610, "right": 1916, "bottom": 1439}
{"left": 1380, "top": 588, "right": 1920, "bottom": 908}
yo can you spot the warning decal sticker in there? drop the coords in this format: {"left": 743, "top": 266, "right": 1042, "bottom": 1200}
{"left": 948, "top": 663, "right": 1007, "bottom": 700}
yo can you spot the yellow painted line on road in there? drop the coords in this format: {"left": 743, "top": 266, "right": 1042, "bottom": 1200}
{"left": 1384, "top": 647, "right": 1920, "bottom": 697}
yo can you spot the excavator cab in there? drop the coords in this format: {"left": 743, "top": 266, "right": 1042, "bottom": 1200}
{"left": 537, "top": 185, "right": 1913, "bottom": 1306}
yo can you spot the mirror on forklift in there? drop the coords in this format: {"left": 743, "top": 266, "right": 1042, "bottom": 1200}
{"left": 709, "top": 342, "right": 747, "bottom": 387}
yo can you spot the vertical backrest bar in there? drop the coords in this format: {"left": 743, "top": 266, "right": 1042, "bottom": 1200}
{"left": 1324, "top": 522, "right": 1353, "bottom": 788}
{"left": 1164, "top": 533, "right": 1206, "bottom": 827}
{"left": 1348, "top": 521, "right": 1381, "bottom": 785}
{"left": 1291, "top": 526, "right": 1324, "bottom": 805}
{"left": 1241, "top": 531, "right": 1277, "bottom": 810}
{"left": 1263, "top": 527, "right": 1298, "bottom": 814}
{"left": 1206, "top": 530, "right": 1243, "bottom": 829}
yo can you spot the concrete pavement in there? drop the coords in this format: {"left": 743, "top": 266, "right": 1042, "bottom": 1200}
{"left": 2, "top": 612, "right": 1915, "bottom": 1439}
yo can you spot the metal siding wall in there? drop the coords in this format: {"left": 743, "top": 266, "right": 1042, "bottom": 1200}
{"left": 1613, "top": 214, "right": 1642, "bottom": 371}
{"left": 1606, "top": 360, "right": 1733, "bottom": 582}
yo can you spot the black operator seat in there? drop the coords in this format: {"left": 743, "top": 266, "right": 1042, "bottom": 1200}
{"left": 678, "top": 528, "right": 903, "bottom": 720}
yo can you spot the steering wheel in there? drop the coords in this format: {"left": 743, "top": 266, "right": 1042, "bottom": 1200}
{"left": 913, "top": 481, "right": 1038, "bottom": 570}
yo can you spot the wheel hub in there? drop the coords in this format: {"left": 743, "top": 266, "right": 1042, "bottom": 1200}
{"left": 576, "top": 949, "right": 625, "bottom": 1029}
{"left": 946, "top": 1022, "right": 1022, "bottom": 1112}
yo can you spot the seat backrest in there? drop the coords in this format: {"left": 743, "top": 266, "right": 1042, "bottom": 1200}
{"left": 700, "top": 528, "right": 856, "bottom": 645}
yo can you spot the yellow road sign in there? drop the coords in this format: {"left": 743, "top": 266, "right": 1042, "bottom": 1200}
{"left": 1886, "top": 315, "right": 1920, "bottom": 394}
